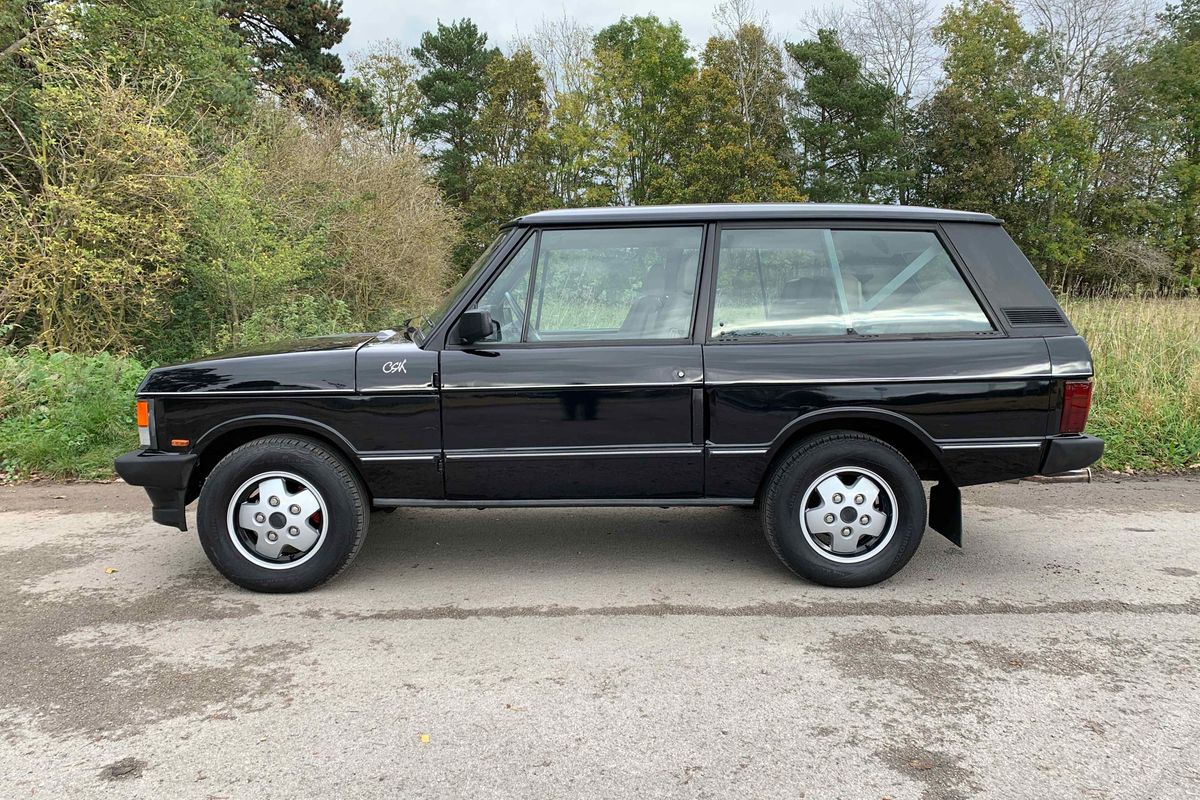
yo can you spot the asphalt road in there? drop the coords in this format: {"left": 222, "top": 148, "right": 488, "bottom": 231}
{"left": 0, "top": 477, "right": 1197, "bottom": 799}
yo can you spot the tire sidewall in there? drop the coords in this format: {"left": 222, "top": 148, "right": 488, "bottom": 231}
{"left": 197, "top": 439, "right": 364, "bottom": 592}
{"left": 764, "top": 436, "right": 926, "bottom": 587}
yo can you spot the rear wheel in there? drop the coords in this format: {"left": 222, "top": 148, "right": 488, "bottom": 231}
{"left": 761, "top": 432, "right": 926, "bottom": 587}
{"left": 197, "top": 435, "right": 368, "bottom": 592}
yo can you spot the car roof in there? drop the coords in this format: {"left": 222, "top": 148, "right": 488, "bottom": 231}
{"left": 507, "top": 203, "right": 1000, "bottom": 227}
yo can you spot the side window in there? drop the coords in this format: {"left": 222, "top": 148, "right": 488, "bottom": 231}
{"left": 711, "top": 228, "right": 993, "bottom": 339}
{"left": 526, "top": 226, "right": 703, "bottom": 342}
{"left": 470, "top": 236, "right": 536, "bottom": 343}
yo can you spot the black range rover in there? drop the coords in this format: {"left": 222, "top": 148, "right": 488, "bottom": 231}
{"left": 116, "top": 203, "right": 1103, "bottom": 592}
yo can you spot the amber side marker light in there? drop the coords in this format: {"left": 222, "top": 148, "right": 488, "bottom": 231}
{"left": 1060, "top": 381, "right": 1093, "bottom": 434}
{"left": 170, "top": 439, "right": 190, "bottom": 448}
{"left": 136, "top": 400, "right": 151, "bottom": 447}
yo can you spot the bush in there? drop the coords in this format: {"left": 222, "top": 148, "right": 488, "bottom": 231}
{"left": 255, "top": 109, "right": 459, "bottom": 326}
{"left": 146, "top": 106, "right": 459, "bottom": 360}
{"left": 218, "top": 295, "right": 356, "bottom": 350}
{"left": 0, "top": 348, "right": 145, "bottom": 479}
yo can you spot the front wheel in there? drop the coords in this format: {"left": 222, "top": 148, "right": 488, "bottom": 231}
{"left": 196, "top": 435, "right": 368, "bottom": 592}
{"left": 761, "top": 432, "right": 926, "bottom": 587}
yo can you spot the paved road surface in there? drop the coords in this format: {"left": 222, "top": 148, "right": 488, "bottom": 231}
{"left": 0, "top": 477, "right": 1197, "bottom": 799}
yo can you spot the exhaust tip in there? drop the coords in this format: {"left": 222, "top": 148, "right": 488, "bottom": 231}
{"left": 1024, "top": 468, "right": 1092, "bottom": 484}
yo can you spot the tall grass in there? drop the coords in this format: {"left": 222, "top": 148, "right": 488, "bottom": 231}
{"left": 1061, "top": 297, "right": 1200, "bottom": 472}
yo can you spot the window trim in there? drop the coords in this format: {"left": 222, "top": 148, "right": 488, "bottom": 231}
{"left": 445, "top": 223, "right": 710, "bottom": 350}
{"left": 426, "top": 226, "right": 531, "bottom": 350}
{"left": 703, "top": 221, "right": 1003, "bottom": 345}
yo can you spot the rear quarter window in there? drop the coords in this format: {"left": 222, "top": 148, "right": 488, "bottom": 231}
{"left": 711, "top": 227, "right": 994, "bottom": 340}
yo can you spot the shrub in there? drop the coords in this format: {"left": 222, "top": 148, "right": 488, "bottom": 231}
{"left": 0, "top": 62, "right": 191, "bottom": 354}
{"left": 255, "top": 109, "right": 459, "bottom": 327}
{"left": 218, "top": 295, "right": 356, "bottom": 350}
{"left": 0, "top": 348, "right": 145, "bottom": 479}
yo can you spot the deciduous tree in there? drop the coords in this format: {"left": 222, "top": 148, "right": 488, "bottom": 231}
{"left": 593, "top": 15, "right": 694, "bottom": 203}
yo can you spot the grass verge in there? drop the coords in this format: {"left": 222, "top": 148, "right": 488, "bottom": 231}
{"left": 0, "top": 348, "right": 144, "bottom": 480}
{"left": 1062, "top": 297, "right": 1200, "bottom": 472}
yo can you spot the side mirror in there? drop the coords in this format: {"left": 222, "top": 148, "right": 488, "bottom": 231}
{"left": 457, "top": 308, "right": 494, "bottom": 344}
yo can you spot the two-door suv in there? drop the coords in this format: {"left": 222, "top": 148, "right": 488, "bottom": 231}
{"left": 116, "top": 204, "right": 1103, "bottom": 592}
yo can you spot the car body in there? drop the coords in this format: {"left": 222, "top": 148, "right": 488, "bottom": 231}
{"left": 116, "top": 203, "right": 1103, "bottom": 591}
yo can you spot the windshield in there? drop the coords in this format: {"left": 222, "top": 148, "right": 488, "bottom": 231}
{"left": 413, "top": 231, "right": 511, "bottom": 343}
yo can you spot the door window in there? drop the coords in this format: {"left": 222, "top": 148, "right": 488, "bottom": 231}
{"left": 711, "top": 228, "right": 993, "bottom": 339}
{"left": 469, "top": 226, "right": 703, "bottom": 344}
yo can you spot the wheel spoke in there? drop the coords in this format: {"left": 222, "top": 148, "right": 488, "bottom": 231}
{"left": 829, "top": 527, "right": 865, "bottom": 554}
{"left": 813, "top": 475, "right": 847, "bottom": 506}
{"left": 252, "top": 530, "right": 285, "bottom": 559}
{"left": 256, "top": 477, "right": 288, "bottom": 508}
{"left": 857, "top": 511, "right": 887, "bottom": 538}
{"left": 804, "top": 505, "right": 837, "bottom": 536}
{"left": 288, "top": 486, "right": 322, "bottom": 520}
{"left": 845, "top": 475, "right": 881, "bottom": 509}
{"left": 238, "top": 502, "right": 268, "bottom": 534}
{"left": 288, "top": 521, "right": 320, "bottom": 553}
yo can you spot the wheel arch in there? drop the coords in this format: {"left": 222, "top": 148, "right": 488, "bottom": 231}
{"left": 761, "top": 408, "right": 948, "bottom": 492}
{"left": 187, "top": 415, "right": 365, "bottom": 504}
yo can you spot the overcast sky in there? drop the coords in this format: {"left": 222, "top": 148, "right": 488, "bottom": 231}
{"left": 333, "top": 0, "right": 834, "bottom": 59}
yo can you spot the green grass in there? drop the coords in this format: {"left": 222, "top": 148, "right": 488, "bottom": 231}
{"left": 0, "top": 348, "right": 145, "bottom": 480}
{"left": 1061, "top": 297, "right": 1200, "bottom": 472}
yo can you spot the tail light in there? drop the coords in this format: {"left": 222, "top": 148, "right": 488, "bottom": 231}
{"left": 136, "top": 399, "right": 152, "bottom": 447}
{"left": 1060, "top": 381, "right": 1093, "bottom": 434}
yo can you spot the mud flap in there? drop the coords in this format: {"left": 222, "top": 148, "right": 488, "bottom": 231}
{"left": 929, "top": 481, "right": 962, "bottom": 547}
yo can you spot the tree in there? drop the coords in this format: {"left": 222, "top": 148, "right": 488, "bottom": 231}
{"left": 56, "top": 0, "right": 253, "bottom": 143}
{"left": 217, "top": 0, "right": 364, "bottom": 111}
{"left": 652, "top": 66, "right": 802, "bottom": 203}
{"left": 462, "top": 49, "right": 554, "bottom": 259}
{"left": 787, "top": 30, "right": 906, "bottom": 201}
{"left": 0, "top": 0, "right": 257, "bottom": 352}
{"left": 1144, "top": 0, "right": 1200, "bottom": 284}
{"left": 706, "top": 0, "right": 791, "bottom": 158}
{"left": 1019, "top": 0, "right": 1154, "bottom": 116}
{"left": 411, "top": 18, "right": 499, "bottom": 205}
{"left": 515, "top": 14, "right": 613, "bottom": 207}
{"left": 593, "top": 15, "right": 695, "bottom": 204}
{"left": 350, "top": 39, "right": 422, "bottom": 154}
{"left": 920, "top": 0, "right": 1094, "bottom": 284}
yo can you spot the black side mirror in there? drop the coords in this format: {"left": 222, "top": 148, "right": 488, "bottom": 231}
{"left": 457, "top": 308, "right": 494, "bottom": 344}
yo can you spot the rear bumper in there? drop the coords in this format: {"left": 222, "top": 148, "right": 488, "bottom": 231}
{"left": 1040, "top": 434, "right": 1104, "bottom": 476}
{"left": 114, "top": 450, "right": 197, "bottom": 531}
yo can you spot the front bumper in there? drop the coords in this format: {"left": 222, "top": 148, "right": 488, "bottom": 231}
{"left": 1040, "top": 434, "right": 1104, "bottom": 476}
{"left": 114, "top": 449, "right": 197, "bottom": 531}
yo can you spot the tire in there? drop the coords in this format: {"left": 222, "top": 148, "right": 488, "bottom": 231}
{"left": 761, "top": 431, "right": 926, "bottom": 587}
{"left": 196, "top": 435, "right": 368, "bottom": 592}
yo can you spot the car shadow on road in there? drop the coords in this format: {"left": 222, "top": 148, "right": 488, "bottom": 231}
{"left": 339, "top": 505, "right": 792, "bottom": 591}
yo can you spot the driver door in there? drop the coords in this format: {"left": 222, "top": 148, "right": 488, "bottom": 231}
{"left": 439, "top": 226, "right": 706, "bottom": 502}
